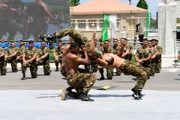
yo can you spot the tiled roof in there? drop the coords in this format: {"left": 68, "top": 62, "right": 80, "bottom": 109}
{"left": 70, "top": 0, "right": 147, "bottom": 15}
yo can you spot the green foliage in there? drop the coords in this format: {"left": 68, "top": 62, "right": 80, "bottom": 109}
{"left": 69, "top": 0, "right": 80, "bottom": 6}
{"left": 150, "top": 18, "right": 158, "bottom": 29}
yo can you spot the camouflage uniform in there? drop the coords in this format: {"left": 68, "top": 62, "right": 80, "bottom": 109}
{"left": 22, "top": 47, "right": 37, "bottom": 78}
{"left": 113, "top": 41, "right": 122, "bottom": 75}
{"left": 120, "top": 61, "right": 149, "bottom": 90}
{"left": 89, "top": 47, "right": 101, "bottom": 73}
{"left": 154, "top": 46, "right": 162, "bottom": 73}
{"left": 54, "top": 47, "right": 63, "bottom": 71}
{"left": 0, "top": 47, "right": 6, "bottom": 75}
{"left": 136, "top": 47, "right": 153, "bottom": 76}
{"left": 36, "top": 47, "right": 50, "bottom": 75}
{"left": 119, "top": 44, "right": 133, "bottom": 61}
{"left": 149, "top": 47, "right": 156, "bottom": 76}
{"left": 5, "top": 46, "right": 18, "bottom": 72}
{"left": 17, "top": 46, "right": 26, "bottom": 63}
{"left": 67, "top": 72, "right": 96, "bottom": 95}
{"left": 103, "top": 46, "right": 117, "bottom": 79}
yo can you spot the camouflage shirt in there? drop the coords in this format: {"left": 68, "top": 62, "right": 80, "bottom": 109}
{"left": 24, "top": 48, "right": 37, "bottom": 60}
{"left": 136, "top": 47, "right": 151, "bottom": 59}
{"left": 6, "top": 47, "right": 18, "bottom": 56}
{"left": 0, "top": 47, "right": 4, "bottom": 57}
{"left": 37, "top": 47, "right": 49, "bottom": 58}
{"left": 17, "top": 46, "right": 26, "bottom": 56}
{"left": 103, "top": 47, "right": 117, "bottom": 54}
{"left": 54, "top": 47, "right": 63, "bottom": 57}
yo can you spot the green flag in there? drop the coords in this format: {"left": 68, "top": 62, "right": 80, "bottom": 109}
{"left": 102, "top": 14, "right": 110, "bottom": 41}
{"left": 137, "top": 0, "right": 150, "bottom": 37}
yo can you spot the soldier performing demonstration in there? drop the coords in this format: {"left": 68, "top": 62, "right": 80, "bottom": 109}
{"left": 0, "top": 28, "right": 162, "bottom": 101}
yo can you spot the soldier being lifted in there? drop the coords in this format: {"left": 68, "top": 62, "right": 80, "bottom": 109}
{"left": 21, "top": 41, "right": 37, "bottom": 80}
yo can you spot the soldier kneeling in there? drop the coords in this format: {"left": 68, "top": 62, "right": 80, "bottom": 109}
{"left": 36, "top": 41, "right": 51, "bottom": 75}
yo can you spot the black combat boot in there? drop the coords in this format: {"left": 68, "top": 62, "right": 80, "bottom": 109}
{"left": 131, "top": 88, "right": 142, "bottom": 100}
{"left": 66, "top": 87, "right": 79, "bottom": 99}
{"left": 21, "top": 72, "right": 26, "bottom": 80}
{"left": 79, "top": 93, "right": 94, "bottom": 102}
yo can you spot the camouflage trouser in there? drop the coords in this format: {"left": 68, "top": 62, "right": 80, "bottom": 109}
{"left": 142, "top": 62, "right": 154, "bottom": 76}
{"left": 149, "top": 62, "right": 155, "bottom": 76}
{"left": 37, "top": 60, "right": 50, "bottom": 75}
{"left": 67, "top": 72, "right": 96, "bottom": 94}
{"left": 115, "top": 68, "right": 121, "bottom": 76}
{"left": 155, "top": 62, "right": 161, "bottom": 73}
{"left": 99, "top": 67, "right": 113, "bottom": 79}
{"left": 120, "top": 61, "right": 148, "bottom": 90}
{"left": 5, "top": 59, "right": 18, "bottom": 72}
{"left": 55, "top": 59, "right": 62, "bottom": 70}
{"left": 98, "top": 67, "right": 104, "bottom": 78}
{"left": 106, "top": 68, "right": 113, "bottom": 79}
{"left": 60, "top": 62, "right": 66, "bottom": 77}
{"left": 0, "top": 59, "right": 7, "bottom": 75}
{"left": 90, "top": 61, "right": 98, "bottom": 73}
{"left": 21, "top": 62, "right": 37, "bottom": 78}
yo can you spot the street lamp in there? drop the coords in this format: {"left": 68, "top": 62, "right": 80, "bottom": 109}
{"left": 129, "top": 0, "right": 132, "bottom": 5}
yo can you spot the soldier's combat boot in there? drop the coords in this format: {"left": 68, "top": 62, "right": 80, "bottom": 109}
{"left": 21, "top": 73, "right": 26, "bottom": 80}
{"left": 61, "top": 88, "right": 68, "bottom": 101}
{"left": 66, "top": 87, "right": 79, "bottom": 99}
{"left": 79, "top": 93, "right": 94, "bottom": 102}
{"left": 131, "top": 88, "right": 142, "bottom": 100}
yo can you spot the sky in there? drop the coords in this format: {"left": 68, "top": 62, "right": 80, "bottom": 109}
{"left": 80, "top": 0, "right": 159, "bottom": 19}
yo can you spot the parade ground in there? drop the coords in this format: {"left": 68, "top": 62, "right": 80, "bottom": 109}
{"left": 0, "top": 64, "right": 180, "bottom": 120}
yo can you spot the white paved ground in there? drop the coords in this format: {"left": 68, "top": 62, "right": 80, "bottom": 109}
{"left": 0, "top": 90, "right": 180, "bottom": 120}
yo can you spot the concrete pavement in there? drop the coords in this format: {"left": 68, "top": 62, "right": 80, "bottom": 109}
{"left": 0, "top": 90, "right": 180, "bottom": 120}
{"left": 1, "top": 64, "right": 180, "bottom": 120}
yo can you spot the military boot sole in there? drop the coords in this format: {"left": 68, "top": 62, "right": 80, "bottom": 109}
{"left": 61, "top": 89, "right": 67, "bottom": 101}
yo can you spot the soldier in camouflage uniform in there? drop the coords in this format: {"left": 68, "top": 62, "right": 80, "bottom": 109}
{"left": 5, "top": 41, "right": 18, "bottom": 72}
{"left": 152, "top": 39, "right": 162, "bottom": 73}
{"left": 54, "top": 40, "right": 63, "bottom": 71}
{"left": 88, "top": 39, "right": 150, "bottom": 100}
{"left": 135, "top": 39, "right": 153, "bottom": 76}
{"left": 99, "top": 40, "right": 117, "bottom": 80}
{"left": 0, "top": 46, "right": 6, "bottom": 75}
{"left": 88, "top": 39, "right": 99, "bottom": 73}
{"left": 21, "top": 41, "right": 37, "bottom": 80}
{"left": 36, "top": 41, "right": 50, "bottom": 75}
{"left": 16, "top": 40, "right": 26, "bottom": 65}
{"left": 148, "top": 40, "right": 156, "bottom": 76}
{"left": 61, "top": 42, "right": 96, "bottom": 101}
{"left": 118, "top": 38, "right": 133, "bottom": 61}
{"left": 112, "top": 38, "right": 121, "bottom": 76}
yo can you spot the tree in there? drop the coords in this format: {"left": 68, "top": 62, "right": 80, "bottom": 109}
{"left": 137, "top": 0, "right": 148, "bottom": 10}
{"left": 69, "top": 0, "right": 80, "bottom": 6}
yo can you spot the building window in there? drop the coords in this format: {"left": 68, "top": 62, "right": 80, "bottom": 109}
{"left": 99, "top": 19, "right": 103, "bottom": 28}
{"left": 77, "top": 20, "right": 86, "bottom": 29}
{"left": 117, "top": 19, "right": 120, "bottom": 30}
{"left": 88, "top": 19, "right": 97, "bottom": 30}
{"left": 71, "top": 20, "right": 76, "bottom": 28}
